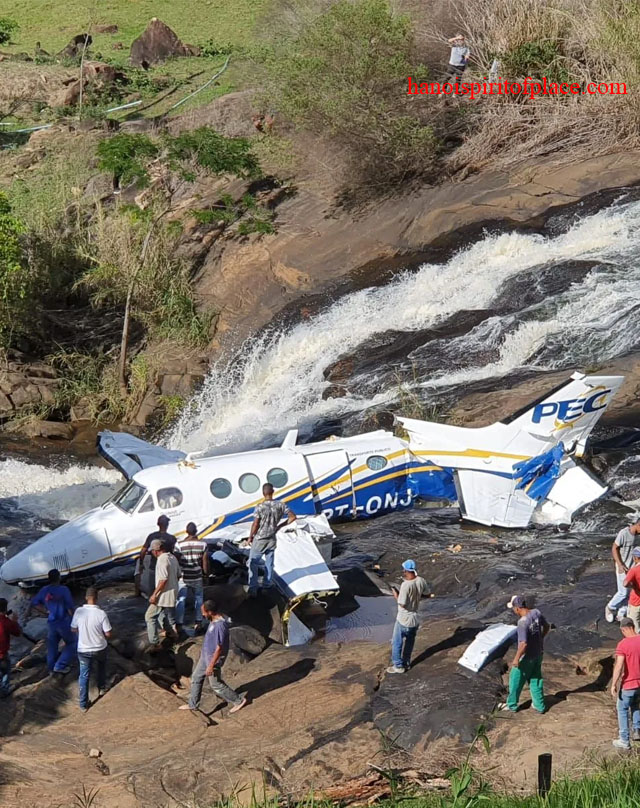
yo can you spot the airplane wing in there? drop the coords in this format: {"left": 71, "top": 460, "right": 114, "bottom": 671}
{"left": 97, "top": 430, "right": 186, "bottom": 479}
{"left": 455, "top": 470, "right": 537, "bottom": 528}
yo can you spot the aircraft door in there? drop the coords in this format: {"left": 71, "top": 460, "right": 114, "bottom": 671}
{"left": 303, "top": 449, "right": 355, "bottom": 519}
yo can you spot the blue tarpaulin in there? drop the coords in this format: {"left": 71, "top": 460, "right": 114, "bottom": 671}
{"left": 513, "top": 445, "right": 564, "bottom": 501}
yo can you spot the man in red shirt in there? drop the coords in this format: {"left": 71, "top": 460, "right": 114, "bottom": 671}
{"left": 623, "top": 548, "right": 640, "bottom": 631}
{"left": 0, "top": 597, "right": 22, "bottom": 698}
{"left": 611, "top": 617, "right": 640, "bottom": 749}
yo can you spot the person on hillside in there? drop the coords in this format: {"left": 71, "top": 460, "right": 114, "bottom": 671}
{"left": 178, "top": 599, "right": 247, "bottom": 714}
{"left": 71, "top": 587, "right": 112, "bottom": 712}
{"left": 247, "top": 483, "right": 296, "bottom": 596}
{"left": 0, "top": 598, "right": 22, "bottom": 698}
{"left": 176, "top": 522, "right": 210, "bottom": 634}
{"left": 611, "top": 617, "right": 640, "bottom": 749}
{"left": 445, "top": 34, "right": 471, "bottom": 84}
{"left": 498, "top": 595, "right": 550, "bottom": 714}
{"left": 136, "top": 514, "right": 176, "bottom": 597}
{"left": 624, "top": 548, "right": 640, "bottom": 631}
{"left": 30, "top": 568, "right": 76, "bottom": 674}
{"left": 607, "top": 518, "right": 640, "bottom": 623}
{"left": 145, "top": 539, "right": 181, "bottom": 650}
{"left": 387, "top": 559, "right": 429, "bottom": 674}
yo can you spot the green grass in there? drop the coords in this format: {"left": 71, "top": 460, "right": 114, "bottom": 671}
{"left": 1, "top": 0, "right": 265, "bottom": 66}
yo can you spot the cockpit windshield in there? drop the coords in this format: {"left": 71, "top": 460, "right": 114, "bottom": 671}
{"left": 112, "top": 480, "right": 147, "bottom": 514}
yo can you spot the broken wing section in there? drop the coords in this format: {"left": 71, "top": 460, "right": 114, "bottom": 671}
{"left": 97, "top": 430, "right": 186, "bottom": 479}
{"left": 455, "top": 470, "right": 537, "bottom": 528}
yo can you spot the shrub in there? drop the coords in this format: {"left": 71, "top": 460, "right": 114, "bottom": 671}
{"left": 261, "top": 0, "right": 439, "bottom": 187}
{"left": 0, "top": 18, "right": 19, "bottom": 46}
{"left": 96, "top": 133, "right": 159, "bottom": 188}
{"left": 0, "top": 193, "right": 30, "bottom": 347}
{"left": 167, "top": 127, "right": 261, "bottom": 179}
{"left": 500, "top": 39, "right": 569, "bottom": 82}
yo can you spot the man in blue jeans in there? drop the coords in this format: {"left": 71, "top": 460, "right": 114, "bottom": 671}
{"left": 71, "top": 587, "right": 112, "bottom": 712}
{"left": 31, "top": 568, "right": 76, "bottom": 674}
{"left": 611, "top": 616, "right": 640, "bottom": 749}
{"left": 178, "top": 600, "right": 247, "bottom": 714}
{"left": 247, "top": 484, "right": 296, "bottom": 596}
{"left": 387, "top": 560, "right": 428, "bottom": 674}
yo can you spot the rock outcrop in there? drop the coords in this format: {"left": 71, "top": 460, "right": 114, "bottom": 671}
{"left": 129, "top": 19, "right": 198, "bottom": 68}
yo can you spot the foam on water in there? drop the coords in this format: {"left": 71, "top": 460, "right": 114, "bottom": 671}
{"left": 168, "top": 200, "right": 640, "bottom": 453}
{"left": 0, "top": 459, "right": 120, "bottom": 522}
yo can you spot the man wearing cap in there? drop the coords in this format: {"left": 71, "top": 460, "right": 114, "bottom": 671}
{"left": 136, "top": 515, "right": 177, "bottom": 597}
{"left": 499, "top": 596, "right": 550, "bottom": 713}
{"left": 387, "top": 560, "right": 428, "bottom": 674}
{"left": 624, "top": 548, "right": 640, "bottom": 632}
{"left": 611, "top": 617, "right": 640, "bottom": 749}
{"left": 145, "top": 539, "right": 181, "bottom": 649}
{"left": 606, "top": 518, "right": 640, "bottom": 623}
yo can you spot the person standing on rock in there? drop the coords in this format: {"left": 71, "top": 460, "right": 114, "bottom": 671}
{"left": 136, "top": 514, "right": 176, "bottom": 597}
{"left": 498, "top": 595, "right": 550, "bottom": 714}
{"left": 0, "top": 598, "right": 22, "bottom": 698}
{"left": 145, "top": 539, "right": 180, "bottom": 649}
{"left": 30, "top": 568, "right": 76, "bottom": 675}
{"left": 71, "top": 587, "right": 112, "bottom": 712}
{"left": 247, "top": 483, "right": 296, "bottom": 596}
{"left": 606, "top": 517, "right": 640, "bottom": 623}
{"left": 611, "top": 617, "right": 640, "bottom": 749}
{"left": 624, "top": 548, "right": 640, "bottom": 631}
{"left": 176, "top": 522, "right": 210, "bottom": 635}
{"left": 178, "top": 599, "right": 247, "bottom": 714}
{"left": 387, "top": 559, "right": 428, "bottom": 674}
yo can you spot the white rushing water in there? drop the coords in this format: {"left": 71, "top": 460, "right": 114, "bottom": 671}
{"left": 167, "top": 199, "right": 640, "bottom": 453}
{"left": 3, "top": 197, "right": 640, "bottom": 519}
{"left": 0, "top": 459, "right": 119, "bottom": 522}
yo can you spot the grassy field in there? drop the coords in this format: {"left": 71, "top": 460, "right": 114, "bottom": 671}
{"left": 1, "top": 0, "right": 265, "bottom": 65}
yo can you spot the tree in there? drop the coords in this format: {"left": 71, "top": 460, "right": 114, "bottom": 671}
{"left": 0, "top": 193, "right": 30, "bottom": 347}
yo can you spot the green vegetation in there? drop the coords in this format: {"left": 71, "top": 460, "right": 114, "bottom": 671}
{"left": 262, "top": 0, "right": 437, "bottom": 185}
{"left": 191, "top": 191, "right": 275, "bottom": 235}
{"left": 0, "top": 17, "right": 18, "bottom": 45}
{"left": 97, "top": 133, "right": 159, "bottom": 188}
{"left": 168, "top": 127, "right": 260, "bottom": 179}
{"left": 499, "top": 40, "right": 569, "bottom": 83}
{"left": 0, "top": 192, "right": 29, "bottom": 347}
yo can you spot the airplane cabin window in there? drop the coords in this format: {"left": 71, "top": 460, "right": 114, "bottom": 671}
{"left": 139, "top": 495, "right": 154, "bottom": 513}
{"left": 267, "top": 467, "right": 288, "bottom": 488}
{"left": 239, "top": 473, "right": 260, "bottom": 494}
{"left": 210, "top": 478, "right": 232, "bottom": 499}
{"left": 113, "top": 481, "right": 147, "bottom": 514}
{"left": 366, "top": 455, "right": 388, "bottom": 471}
{"left": 157, "top": 487, "right": 183, "bottom": 509}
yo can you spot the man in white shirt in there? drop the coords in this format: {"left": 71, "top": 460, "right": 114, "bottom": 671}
{"left": 71, "top": 587, "right": 112, "bottom": 712}
{"left": 445, "top": 34, "right": 471, "bottom": 84}
{"left": 145, "top": 538, "right": 180, "bottom": 649}
{"left": 606, "top": 517, "right": 640, "bottom": 623}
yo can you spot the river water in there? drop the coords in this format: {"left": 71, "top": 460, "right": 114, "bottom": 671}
{"left": 2, "top": 193, "right": 640, "bottom": 592}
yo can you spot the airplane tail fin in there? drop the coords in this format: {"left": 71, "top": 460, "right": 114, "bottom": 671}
{"left": 503, "top": 372, "right": 624, "bottom": 455}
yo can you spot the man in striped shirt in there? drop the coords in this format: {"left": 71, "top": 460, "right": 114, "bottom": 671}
{"left": 176, "top": 523, "right": 210, "bottom": 634}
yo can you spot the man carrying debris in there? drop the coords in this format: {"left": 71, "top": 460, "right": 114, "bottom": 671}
{"left": 611, "top": 617, "right": 640, "bottom": 749}
{"left": 136, "top": 514, "right": 176, "bottom": 597}
{"left": 606, "top": 516, "right": 640, "bottom": 623}
{"left": 624, "top": 548, "right": 640, "bottom": 631}
{"left": 0, "top": 598, "right": 22, "bottom": 697}
{"left": 31, "top": 568, "right": 76, "bottom": 675}
{"left": 498, "top": 595, "right": 550, "bottom": 714}
{"left": 178, "top": 599, "right": 247, "bottom": 714}
{"left": 71, "top": 587, "right": 112, "bottom": 712}
{"left": 176, "top": 522, "right": 210, "bottom": 635}
{"left": 247, "top": 483, "right": 296, "bottom": 596}
{"left": 387, "top": 559, "right": 428, "bottom": 674}
{"left": 445, "top": 34, "right": 471, "bottom": 84}
{"left": 145, "top": 539, "right": 180, "bottom": 649}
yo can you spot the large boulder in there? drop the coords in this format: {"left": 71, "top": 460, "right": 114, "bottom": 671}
{"left": 130, "top": 19, "right": 192, "bottom": 68}
{"left": 57, "top": 33, "right": 92, "bottom": 60}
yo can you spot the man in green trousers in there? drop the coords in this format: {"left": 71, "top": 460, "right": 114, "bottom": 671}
{"left": 498, "top": 595, "right": 550, "bottom": 714}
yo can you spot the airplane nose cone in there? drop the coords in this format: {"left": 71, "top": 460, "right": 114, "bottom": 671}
{"left": 0, "top": 554, "right": 23, "bottom": 584}
{"left": 0, "top": 549, "right": 49, "bottom": 585}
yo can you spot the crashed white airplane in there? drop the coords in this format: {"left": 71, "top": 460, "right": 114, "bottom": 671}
{"left": 0, "top": 372, "right": 623, "bottom": 586}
